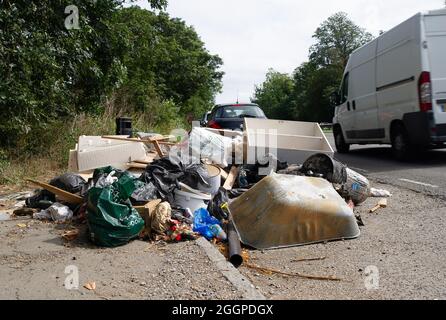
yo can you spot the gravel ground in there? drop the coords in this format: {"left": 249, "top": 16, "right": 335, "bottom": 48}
{"left": 0, "top": 219, "right": 242, "bottom": 300}
{"left": 238, "top": 182, "right": 446, "bottom": 300}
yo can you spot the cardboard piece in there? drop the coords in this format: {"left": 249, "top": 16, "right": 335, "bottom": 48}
{"left": 76, "top": 136, "right": 147, "bottom": 172}
{"left": 26, "top": 179, "right": 84, "bottom": 205}
{"left": 223, "top": 166, "right": 239, "bottom": 190}
{"left": 68, "top": 149, "right": 78, "bottom": 172}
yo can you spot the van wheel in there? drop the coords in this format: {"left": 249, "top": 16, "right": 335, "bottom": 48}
{"left": 391, "top": 124, "right": 411, "bottom": 160}
{"left": 334, "top": 127, "right": 350, "bottom": 153}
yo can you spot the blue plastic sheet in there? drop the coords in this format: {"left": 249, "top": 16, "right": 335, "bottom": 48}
{"left": 193, "top": 208, "right": 221, "bottom": 240}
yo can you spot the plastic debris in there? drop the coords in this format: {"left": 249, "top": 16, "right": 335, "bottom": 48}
{"left": 49, "top": 173, "right": 87, "bottom": 195}
{"left": 207, "top": 187, "right": 230, "bottom": 221}
{"left": 174, "top": 187, "right": 211, "bottom": 214}
{"left": 210, "top": 224, "right": 227, "bottom": 241}
{"left": 187, "top": 127, "right": 234, "bottom": 167}
{"left": 193, "top": 208, "right": 222, "bottom": 240}
{"left": 139, "top": 156, "right": 212, "bottom": 203}
{"left": 171, "top": 207, "right": 193, "bottom": 225}
{"left": 131, "top": 181, "right": 158, "bottom": 204}
{"left": 86, "top": 167, "right": 144, "bottom": 247}
{"left": 207, "top": 188, "right": 248, "bottom": 222}
{"left": 33, "top": 203, "right": 73, "bottom": 222}
{"left": 340, "top": 168, "right": 371, "bottom": 205}
{"left": 25, "top": 190, "right": 55, "bottom": 210}
{"left": 166, "top": 224, "right": 198, "bottom": 242}
{"left": 237, "top": 154, "right": 288, "bottom": 188}
{"left": 370, "top": 188, "right": 392, "bottom": 198}
{"left": 0, "top": 212, "right": 11, "bottom": 221}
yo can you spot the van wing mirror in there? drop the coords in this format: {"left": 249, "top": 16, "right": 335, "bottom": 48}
{"left": 330, "top": 91, "right": 341, "bottom": 106}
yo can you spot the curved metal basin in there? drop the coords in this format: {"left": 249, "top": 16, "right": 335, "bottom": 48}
{"left": 229, "top": 174, "right": 360, "bottom": 250}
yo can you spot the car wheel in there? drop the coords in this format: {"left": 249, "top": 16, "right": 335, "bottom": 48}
{"left": 391, "top": 124, "right": 411, "bottom": 160}
{"left": 334, "top": 127, "right": 350, "bottom": 153}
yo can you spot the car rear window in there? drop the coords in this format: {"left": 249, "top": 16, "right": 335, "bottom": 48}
{"left": 219, "top": 105, "right": 265, "bottom": 119}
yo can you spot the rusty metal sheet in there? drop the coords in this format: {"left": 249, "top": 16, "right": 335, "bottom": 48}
{"left": 229, "top": 174, "right": 360, "bottom": 250}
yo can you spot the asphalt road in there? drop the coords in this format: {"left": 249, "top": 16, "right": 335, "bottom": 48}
{"left": 326, "top": 133, "right": 446, "bottom": 199}
{"left": 236, "top": 135, "right": 446, "bottom": 300}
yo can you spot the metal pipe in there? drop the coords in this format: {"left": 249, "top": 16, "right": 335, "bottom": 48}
{"left": 227, "top": 221, "right": 243, "bottom": 268}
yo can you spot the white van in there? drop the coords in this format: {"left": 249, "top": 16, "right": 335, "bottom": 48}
{"left": 333, "top": 9, "right": 446, "bottom": 159}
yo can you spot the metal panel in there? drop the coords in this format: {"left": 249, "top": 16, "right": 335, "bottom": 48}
{"left": 230, "top": 175, "right": 360, "bottom": 250}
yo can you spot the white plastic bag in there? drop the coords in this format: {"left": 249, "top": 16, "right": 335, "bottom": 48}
{"left": 370, "top": 188, "right": 392, "bottom": 198}
{"left": 187, "top": 128, "right": 234, "bottom": 167}
{"left": 33, "top": 203, "right": 73, "bottom": 222}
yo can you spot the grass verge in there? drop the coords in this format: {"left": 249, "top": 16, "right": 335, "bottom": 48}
{"left": 0, "top": 111, "right": 186, "bottom": 189}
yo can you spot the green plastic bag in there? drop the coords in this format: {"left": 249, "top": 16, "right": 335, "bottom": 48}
{"left": 87, "top": 168, "right": 144, "bottom": 247}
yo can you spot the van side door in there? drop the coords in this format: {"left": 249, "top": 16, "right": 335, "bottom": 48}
{"left": 336, "top": 72, "right": 355, "bottom": 141}
{"left": 348, "top": 40, "right": 380, "bottom": 141}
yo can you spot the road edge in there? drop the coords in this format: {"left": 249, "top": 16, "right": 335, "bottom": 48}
{"left": 195, "top": 238, "right": 266, "bottom": 300}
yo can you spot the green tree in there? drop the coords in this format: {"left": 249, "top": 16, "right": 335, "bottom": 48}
{"left": 251, "top": 69, "right": 294, "bottom": 120}
{"left": 0, "top": 1, "right": 137, "bottom": 146}
{"left": 293, "top": 63, "right": 342, "bottom": 122}
{"left": 108, "top": 7, "right": 223, "bottom": 117}
{"left": 0, "top": 1, "right": 117, "bottom": 147}
{"left": 0, "top": 0, "right": 223, "bottom": 151}
{"left": 254, "top": 12, "right": 374, "bottom": 123}
{"left": 310, "top": 12, "right": 373, "bottom": 68}
{"left": 299, "top": 12, "right": 373, "bottom": 122}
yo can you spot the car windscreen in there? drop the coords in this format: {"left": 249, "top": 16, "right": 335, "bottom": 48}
{"left": 219, "top": 106, "right": 265, "bottom": 119}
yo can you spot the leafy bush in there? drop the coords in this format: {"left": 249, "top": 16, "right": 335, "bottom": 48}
{"left": 0, "top": 1, "right": 222, "bottom": 156}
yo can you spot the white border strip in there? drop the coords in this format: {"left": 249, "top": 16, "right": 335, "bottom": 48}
{"left": 399, "top": 178, "right": 439, "bottom": 188}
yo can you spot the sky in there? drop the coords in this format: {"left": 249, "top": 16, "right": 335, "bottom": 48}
{"left": 134, "top": 0, "right": 444, "bottom": 104}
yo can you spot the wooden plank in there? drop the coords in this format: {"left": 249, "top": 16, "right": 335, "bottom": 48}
{"left": 158, "top": 142, "right": 176, "bottom": 146}
{"left": 126, "top": 162, "right": 147, "bottom": 169}
{"left": 102, "top": 135, "right": 175, "bottom": 143}
{"left": 102, "top": 135, "right": 166, "bottom": 158}
{"left": 219, "top": 168, "right": 229, "bottom": 180}
{"left": 152, "top": 140, "right": 164, "bottom": 158}
{"left": 132, "top": 159, "right": 152, "bottom": 165}
{"left": 26, "top": 179, "right": 84, "bottom": 205}
{"left": 369, "top": 199, "right": 388, "bottom": 213}
{"left": 148, "top": 136, "right": 175, "bottom": 142}
{"left": 101, "top": 135, "right": 144, "bottom": 143}
{"left": 223, "top": 166, "right": 239, "bottom": 190}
